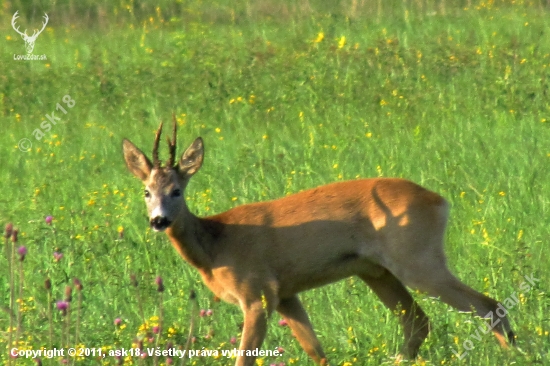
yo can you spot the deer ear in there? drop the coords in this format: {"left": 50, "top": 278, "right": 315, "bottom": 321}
{"left": 123, "top": 139, "right": 153, "bottom": 181}
{"left": 179, "top": 137, "right": 204, "bottom": 178}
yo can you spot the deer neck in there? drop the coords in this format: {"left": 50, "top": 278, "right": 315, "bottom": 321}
{"left": 165, "top": 207, "right": 215, "bottom": 272}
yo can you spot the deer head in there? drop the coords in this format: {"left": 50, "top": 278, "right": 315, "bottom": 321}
{"left": 122, "top": 116, "right": 204, "bottom": 231}
{"left": 11, "top": 11, "right": 49, "bottom": 54}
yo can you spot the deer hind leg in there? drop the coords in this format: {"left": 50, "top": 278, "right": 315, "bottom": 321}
{"left": 359, "top": 270, "right": 430, "bottom": 359}
{"left": 399, "top": 265, "right": 515, "bottom": 347}
{"left": 277, "top": 296, "right": 327, "bottom": 365}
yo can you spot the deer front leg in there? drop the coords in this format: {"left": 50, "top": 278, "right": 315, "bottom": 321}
{"left": 277, "top": 296, "right": 327, "bottom": 365}
{"left": 236, "top": 301, "right": 270, "bottom": 366}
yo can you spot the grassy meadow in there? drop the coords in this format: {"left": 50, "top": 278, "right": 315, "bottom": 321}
{"left": 1, "top": 0, "right": 549, "bottom": 364}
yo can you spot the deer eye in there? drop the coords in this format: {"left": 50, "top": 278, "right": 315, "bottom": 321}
{"left": 144, "top": 189, "right": 151, "bottom": 198}
{"left": 172, "top": 189, "right": 182, "bottom": 198}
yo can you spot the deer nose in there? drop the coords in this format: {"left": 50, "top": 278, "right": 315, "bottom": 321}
{"left": 150, "top": 216, "right": 172, "bottom": 231}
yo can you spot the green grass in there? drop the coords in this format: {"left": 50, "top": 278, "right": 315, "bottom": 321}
{"left": 1, "top": 1, "right": 549, "bottom": 365}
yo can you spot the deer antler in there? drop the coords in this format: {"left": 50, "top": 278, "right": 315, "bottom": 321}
{"left": 32, "top": 13, "right": 49, "bottom": 39}
{"left": 11, "top": 11, "right": 48, "bottom": 39}
{"left": 166, "top": 113, "right": 178, "bottom": 167}
{"left": 11, "top": 11, "right": 27, "bottom": 37}
{"left": 152, "top": 122, "right": 164, "bottom": 168}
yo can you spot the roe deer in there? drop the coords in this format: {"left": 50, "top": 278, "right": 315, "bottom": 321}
{"left": 122, "top": 119, "right": 515, "bottom": 366}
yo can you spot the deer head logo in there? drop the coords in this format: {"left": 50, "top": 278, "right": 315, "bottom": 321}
{"left": 11, "top": 11, "right": 48, "bottom": 54}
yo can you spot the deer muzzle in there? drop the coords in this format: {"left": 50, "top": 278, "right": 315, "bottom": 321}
{"left": 150, "top": 216, "right": 172, "bottom": 231}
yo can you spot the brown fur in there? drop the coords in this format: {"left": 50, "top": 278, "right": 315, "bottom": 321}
{"left": 122, "top": 134, "right": 515, "bottom": 366}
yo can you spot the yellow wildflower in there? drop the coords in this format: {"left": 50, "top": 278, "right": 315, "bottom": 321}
{"left": 313, "top": 32, "right": 324, "bottom": 43}
{"left": 338, "top": 36, "right": 346, "bottom": 49}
